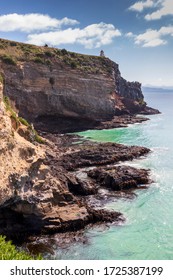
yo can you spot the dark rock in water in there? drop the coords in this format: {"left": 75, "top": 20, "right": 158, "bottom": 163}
{"left": 0, "top": 130, "right": 151, "bottom": 242}
{"left": 140, "top": 106, "right": 160, "bottom": 115}
{"left": 60, "top": 142, "right": 150, "bottom": 171}
{"left": 67, "top": 175, "right": 97, "bottom": 196}
{"left": 87, "top": 207, "right": 124, "bottom": 223}
{"left": 88, "top": 166, "right": 150, "bottom": 191}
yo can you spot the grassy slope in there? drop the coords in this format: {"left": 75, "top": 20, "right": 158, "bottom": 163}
{"left": 0, "top": 38, "right": 113, "bottom": 75}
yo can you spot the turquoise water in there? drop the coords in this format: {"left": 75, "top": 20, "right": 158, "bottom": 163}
{"left": 56, "top": 92, "right": 173, "bottom": 260}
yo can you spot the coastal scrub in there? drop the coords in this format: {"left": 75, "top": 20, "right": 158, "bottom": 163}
{"left": 0, "top": 236, "right": 42, "bottom": 260}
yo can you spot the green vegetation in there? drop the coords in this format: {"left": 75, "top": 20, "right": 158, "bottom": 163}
{"left": 18, "top": 116, "right": 45, "bottom": 144}
{"left": 3, "top": 96, "right": 44, "bottom": 144}
{"left": 3, "top": 96, "right": 10, "bottom": 109}
{"left": 61, "top": 48, "right": 68, "bottom": 55}
{"left": 1, "top": 55, "right": 16, "bottom": 65}
{"left": 45, "top": 50, "right": 54, "bottom": 57}
{"left": 33, "top": 129, "right": 45, "bottom": 144}
{"left": 3, "top": 96, "right": 20, "bottom": 128}
{"left": 0, "top": 235, "right": 42, "bottom": 260}
{"left": 0, "top": 38, "right": 113, "bottom": 75}
{"left": 70, "top": 61, "right": 77, "bottom": 69}
{"left": 0, "top": 73, "right": 3, "bottom": 83}
{"left": 138, "top": 99, "right": 146, "bottom": 105}
{"left": 18, "top": 117, "right": 30, "bottom": 127}
{"left": 45, "top": 59, "right": 52, "bottom": 66}
{"left": 33, "top": 57, "right": 44, "bottom": 64}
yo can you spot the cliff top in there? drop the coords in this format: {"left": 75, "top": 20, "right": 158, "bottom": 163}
{"left": 0, "top": 38, "right": 114, "bottom": 75}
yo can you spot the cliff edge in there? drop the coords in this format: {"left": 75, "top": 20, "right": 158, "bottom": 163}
{"left": 0, "top": 38, "right": 158, "bottom": 133}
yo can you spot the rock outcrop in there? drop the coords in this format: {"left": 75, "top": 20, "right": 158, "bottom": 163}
{"left": 0, "top": 80, "right": 93, "bottom": 240}
{"left": 0, "top": 38, "right": 159, "bottom": 133}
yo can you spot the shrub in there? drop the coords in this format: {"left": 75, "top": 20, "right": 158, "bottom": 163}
{"left": 0, "top": 236, "right": 42, "bottom": 260}
{"left": 10, "top": 42, "right": 17, "bottom": 47}
{"left": 70, "top": 52, "right": 76, "bottom": 58}
{"left": 36, "top": 53, "right": 44, "bottom": 58}
{"left": 0, "top": 44, "right": 5, "bottom": 49}
{"left": 55, "top": 49, "right": 61, "bottom": 56}
{"left": 45, "top": 59, "right": 52, "bottom": 66}
{"left": 18, "top": 117, "right": 30, "bottom": 127}
{"left": 1, "top": 55, "right": 16, "bottom": 65}
{"left": 3, "top": 96, "right": 11, "bottom": 110}
{"left": 70, "top": 61, "right": 77, "bottom": 69}
{"left": 10, "top": 112, "right": 20, "bottom": 129}
{"left": 0, "top": 74, "right": 3, "bottom": 83}
{"left": 33, "top": 57, "right": 44, "bottom": 64}
{"left": 45, "top": 51, "right": 54, "bottom": 57}
{"left": 33, "top": 130, "right": 45, "bottom": 144}
{"left": 23, "top": 51, "right": 30, "bottom": 60}
{"left": 61, "top": 48, "right": 68, "bottom": 55}
{"left": 18, "top": 117, "right": 44, "bottom": 144}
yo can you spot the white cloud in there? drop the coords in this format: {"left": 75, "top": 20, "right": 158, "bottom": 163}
{"left": 128, "top": 0, "right": 155, "bottom": 12}
{"left": 125, "top": 32, "right": 135, "bottom": 38}
{"left": 133, "top": 25, "right": 173, "bottom": 47}
{"left": 145, "top": 0, "right": 173, "bottom": 20}
{"left": 0, "top": 13, "right": 79, "bottom": 32}
{"left": 0, "top": 13, "right": 121, "bottom": 49}
{"left": 27, "top": 23, "right": 121, "bottom": 49}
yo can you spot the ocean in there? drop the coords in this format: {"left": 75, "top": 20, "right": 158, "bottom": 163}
{"left": 53, "top": 91, "right": 173, "bottom": 260}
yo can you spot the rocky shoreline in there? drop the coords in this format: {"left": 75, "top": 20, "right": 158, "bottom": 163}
{"left": 34, "top": 108, "right": 160, "bottom": 134}
{"left": 0, "top": 127, "right": 151, "bottom": 242}
{"left": 0, "top": 76, "right": 155, "bottom": 253}
{"left": 0, "top": 83, "right": 155, "bottom": 257}
{"left": 0, "top": 40, "right": 160, "bottom": 257}
{"left": 20, "top": 129, "right": 151, "bottom": 255}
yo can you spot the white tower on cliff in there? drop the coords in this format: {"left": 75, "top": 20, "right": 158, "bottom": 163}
{"left": 100, "top": 50, "right": 105, "bottom": 57}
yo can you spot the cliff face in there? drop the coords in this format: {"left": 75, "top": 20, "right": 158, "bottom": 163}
{"left": 0, "top": 80, "right": 92, "bottom": 239}
{"left": 2, "top": 61, "right": 116, "bottom": 121}
{"left": 0, "top": 38, "right": 146, "bottom": 129}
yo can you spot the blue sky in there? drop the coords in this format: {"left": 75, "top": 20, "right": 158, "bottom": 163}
{"left": 0, "top": 0, "right": 173, "bottom": 87}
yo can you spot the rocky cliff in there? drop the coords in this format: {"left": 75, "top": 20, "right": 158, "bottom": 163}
{"left": 0, "top": 38, "right": 156, "bottom": 133}
{"left": 0, "top": 79, "right": 94, "bottom": 240}
{"left": 0, "top": 38, "right": 156, "bottom": 248}
{"left": 0, "top": 76, "right": 151, "bottom": 244}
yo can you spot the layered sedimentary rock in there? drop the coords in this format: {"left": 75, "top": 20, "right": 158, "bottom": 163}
{"left": 0, "top": 38, "right": 153, "bottom": 130}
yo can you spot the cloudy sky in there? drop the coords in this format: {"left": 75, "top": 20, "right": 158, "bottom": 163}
{"left": 0, "top": 0, "right": 173, "bottom": 87}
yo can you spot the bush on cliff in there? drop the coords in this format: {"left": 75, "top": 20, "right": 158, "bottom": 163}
{"left": 0, "top": 236, "right": 42, "bottom": 260}
{"left": 70, "top": 61, "right": 77, "bottom": 69}
{"left": 33, "top": 57, "right": 44, "bottom": 64}
{"left": 0, "top": 73, "right": 3, "bottom": 83}
{"left": 3, "top": 96, "right": 20, "bottom": 128}
{"left": 61, "top": 48, "right": 68, "bottom": 55}
{"left": 3, "top": 96, "right": 44, "bottom": 144}
{"left": 1, "top": 55, "right": 16, "bottom": 65}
